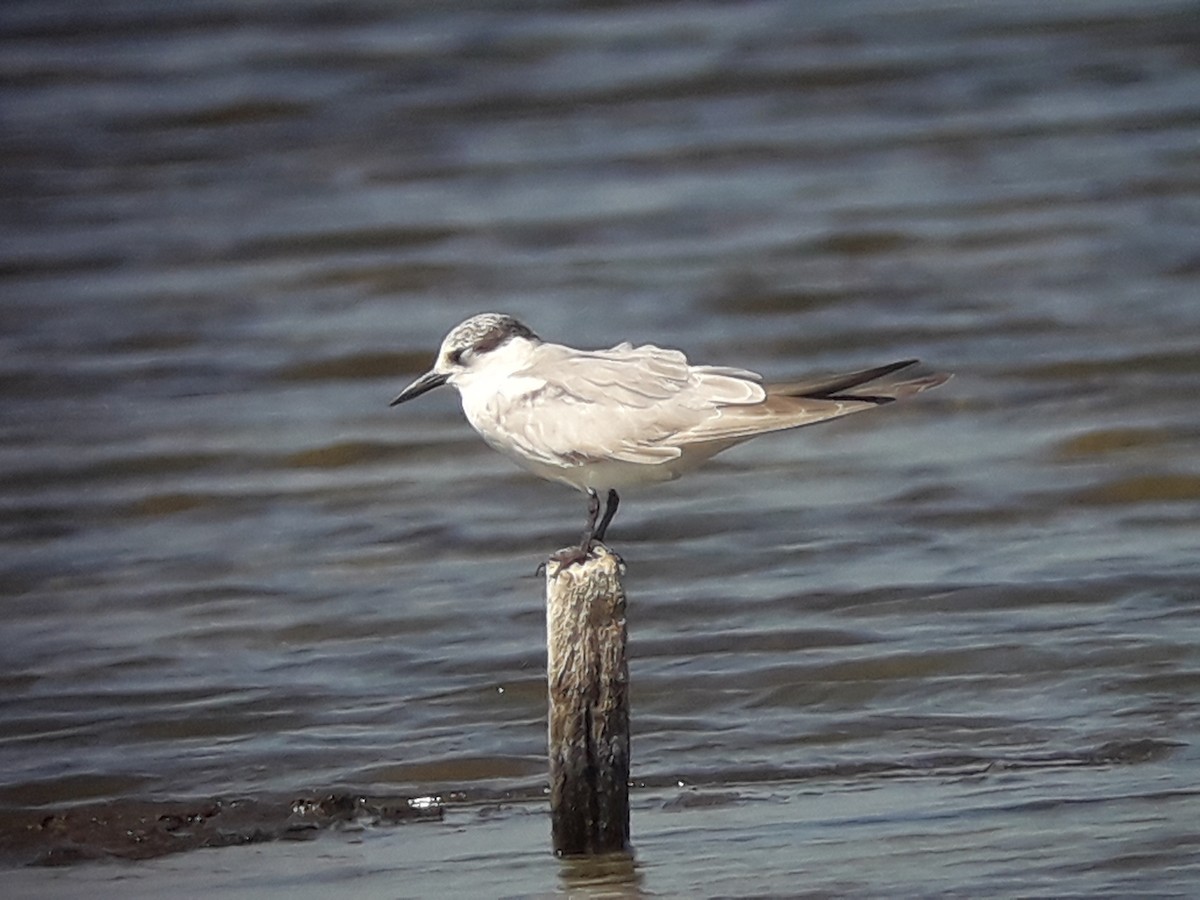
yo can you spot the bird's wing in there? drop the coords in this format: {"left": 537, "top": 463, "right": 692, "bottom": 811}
{"left": 671, "top": 360, "right": 951, "bottom": 444}
{"left": 486, "top": 341, "right": 765, "bottom": 465}
{"left": 484, "top": 346, "right": 948, "bottom": 467}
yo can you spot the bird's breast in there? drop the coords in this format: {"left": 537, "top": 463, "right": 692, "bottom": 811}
{"left": 458, "top": 374, "right": 544, "bottom": 440}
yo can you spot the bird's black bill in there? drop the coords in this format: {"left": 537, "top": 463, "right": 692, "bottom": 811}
{"left": 389, "top": 370, "right": 449, "bottom": 406}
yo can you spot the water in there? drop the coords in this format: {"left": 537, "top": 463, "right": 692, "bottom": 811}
{"left": 3, "top": 0, "right": 1200, "bottom": 894}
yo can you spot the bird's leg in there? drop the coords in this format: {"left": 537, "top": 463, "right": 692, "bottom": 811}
{"left": 552, "top": 488, "right": 601, "bottom": 567}
{"left": 594, "top": 489, "right": 620, "bottom": 542}
{"left": 579, "top": 487, "right": 601, "bottom": 551}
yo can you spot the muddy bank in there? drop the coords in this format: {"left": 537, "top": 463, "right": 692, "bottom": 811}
{"left": 2, "top": 793, "right": 443, "bottom": 867}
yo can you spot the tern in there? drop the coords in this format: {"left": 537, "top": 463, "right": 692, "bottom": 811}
{"left": 391, "top": 313, "right": 949, "bottom": 564}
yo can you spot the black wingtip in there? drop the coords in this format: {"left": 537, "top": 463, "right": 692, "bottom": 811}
{"left": 799, "top": 359, "right": 920, "bottom": 401}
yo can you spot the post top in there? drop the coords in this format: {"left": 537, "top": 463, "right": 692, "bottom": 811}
{"left": 544, "top": 542, "right": 626, "bottom": 582}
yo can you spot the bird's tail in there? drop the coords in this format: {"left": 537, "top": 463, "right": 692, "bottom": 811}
{"left": 671, "top": 360, "right": 950, "bottom": 446}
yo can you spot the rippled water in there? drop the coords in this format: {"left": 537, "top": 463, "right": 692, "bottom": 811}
{"left": 3, "top": 0, "right": 1199, "bottom": 895}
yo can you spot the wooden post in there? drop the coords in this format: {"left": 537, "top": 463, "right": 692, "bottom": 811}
{"left": 544, "top": 544, "right": 630, "bottom": 856}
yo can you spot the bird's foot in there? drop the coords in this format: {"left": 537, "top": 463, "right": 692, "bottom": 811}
{"left": 549, "top": 541, "right": 594, "bottom": 568}
{"left": 546, "top": 540, "right": 623, "bottom": 572}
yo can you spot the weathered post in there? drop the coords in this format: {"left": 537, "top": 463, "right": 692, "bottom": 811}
{"left": 544, "top": 544, "right": 630, "bottom": 856}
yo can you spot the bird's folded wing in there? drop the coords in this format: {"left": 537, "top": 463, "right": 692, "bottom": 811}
{"left": 490, "top": 342, "right": 765, "bottom": 465}
{"left": 489, "top": 347, "right": 948, "bottom": 466}
{"left": 671, "top": 361, "right": 951, "bottom": 444}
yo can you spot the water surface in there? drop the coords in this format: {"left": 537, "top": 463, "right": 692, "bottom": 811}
{"left": 2, "top": 0, "right": 1199, "bottom": 895}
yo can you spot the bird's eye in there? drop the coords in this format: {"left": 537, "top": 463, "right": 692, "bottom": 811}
{"left": 449, "top": 347, "right": 473, "bottom": 366}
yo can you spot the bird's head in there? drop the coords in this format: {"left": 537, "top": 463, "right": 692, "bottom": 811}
{"left": 390, "top": 313, "right": 540, "bottom": 406}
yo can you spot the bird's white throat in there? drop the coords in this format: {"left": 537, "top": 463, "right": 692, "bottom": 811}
{"left": 452, "top": 336, "right": 546, "bottom": 433}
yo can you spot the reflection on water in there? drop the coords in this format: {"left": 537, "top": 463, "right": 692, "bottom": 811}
{"left": 2, "top": 0, "right": 1199, "bottom": 894}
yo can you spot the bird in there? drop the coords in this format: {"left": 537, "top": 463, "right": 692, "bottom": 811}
{"left": 391, "top": 313, "right": 950, "bottom": 564}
